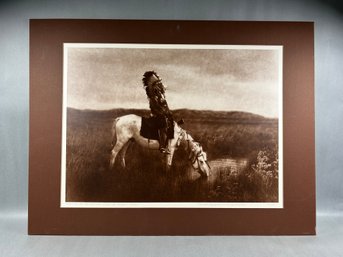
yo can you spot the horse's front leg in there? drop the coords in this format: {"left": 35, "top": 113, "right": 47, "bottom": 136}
{"left": 165, "top": 148, "right": 175, "bottom": 174}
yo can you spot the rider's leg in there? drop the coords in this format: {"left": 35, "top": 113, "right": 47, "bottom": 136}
{"left": 158, "top": 127, "right": 170, "bottom": 154}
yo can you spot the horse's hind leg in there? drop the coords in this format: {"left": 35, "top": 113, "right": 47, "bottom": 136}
{"left": 109, "top": 141, "right": 125, "bottom": 169}
{"left": 119, "top": 140, "right": 132, "bottom": 168}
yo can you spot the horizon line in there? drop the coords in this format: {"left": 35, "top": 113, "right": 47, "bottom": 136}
{"left": 66, "top": 106, "right": 279, "bottom": 119}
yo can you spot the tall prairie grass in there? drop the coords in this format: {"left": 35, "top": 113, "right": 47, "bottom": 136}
{"left": 65, "top": 108, "right": 278, "bottom": 202}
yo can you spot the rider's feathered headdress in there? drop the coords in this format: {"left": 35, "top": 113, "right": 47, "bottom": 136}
{"left": 142, "top": 71, "right": 159, "bottom": 87}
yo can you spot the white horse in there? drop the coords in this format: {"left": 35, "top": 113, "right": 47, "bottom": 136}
{"left": 109, "top": 114, "right": 211, "bottom": 177}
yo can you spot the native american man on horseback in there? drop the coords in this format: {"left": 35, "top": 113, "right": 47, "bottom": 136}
{"left": 142, "top": 71, "right": 173, "bottom": 154}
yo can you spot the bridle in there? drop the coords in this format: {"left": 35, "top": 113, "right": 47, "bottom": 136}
{"left": 177, "top": 129, "right": 211, "bottom": 175}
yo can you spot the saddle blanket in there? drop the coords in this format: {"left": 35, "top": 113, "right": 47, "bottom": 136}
{"left": 140, "top": 116, "right": 174, "bottom": 140}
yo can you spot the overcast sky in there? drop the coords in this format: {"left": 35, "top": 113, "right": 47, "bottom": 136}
{"left": 66, "top": 45, "right": 281, "bottom": 117}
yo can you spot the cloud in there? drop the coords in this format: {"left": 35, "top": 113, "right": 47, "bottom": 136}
{"left": 66, "top": 46, "right": 281, "bottom": 117}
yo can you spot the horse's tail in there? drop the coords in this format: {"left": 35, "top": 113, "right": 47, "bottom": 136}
{"left": 111, "top": 117, "right": 120, "bottom": 147}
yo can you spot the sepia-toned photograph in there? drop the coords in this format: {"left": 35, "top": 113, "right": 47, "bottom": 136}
{"left": 61, "top": 44, "right": 283, "bottom": 208}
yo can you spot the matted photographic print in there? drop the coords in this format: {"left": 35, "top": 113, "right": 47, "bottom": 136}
{"left": 29, "top": 20, "right": 315, "bottom": 235}
{"left": 61, "top": 44, "right": 283, "bottom": 208}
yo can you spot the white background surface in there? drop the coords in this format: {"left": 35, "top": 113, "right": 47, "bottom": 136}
{"left": 1, "top": 0, "right": 342, "bottom": 256}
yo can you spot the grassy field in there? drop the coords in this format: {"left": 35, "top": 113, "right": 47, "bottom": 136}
{"left": 65, "top": 108, "right": 279, "bottom": 202}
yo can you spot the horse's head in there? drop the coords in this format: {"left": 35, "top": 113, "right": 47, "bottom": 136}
{"left": 188, "top": 142, "right": 211, "bottom": 178}
{"left": 175, "top": 127, "right": 211, "bottom": 178}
